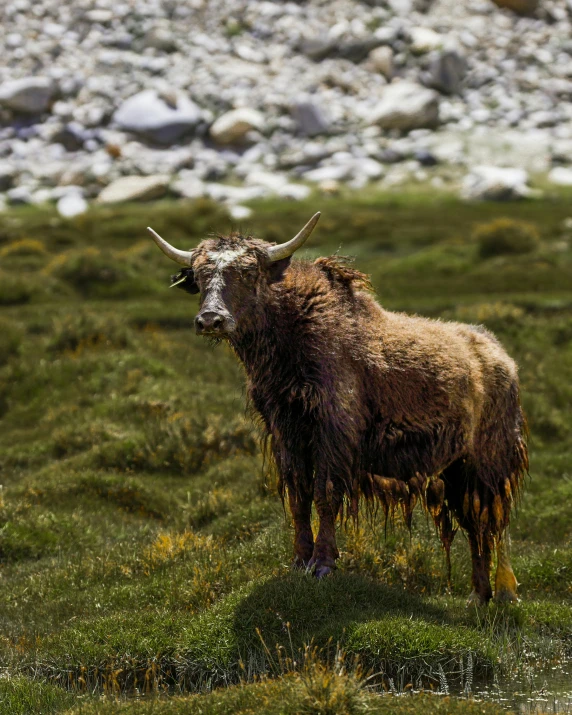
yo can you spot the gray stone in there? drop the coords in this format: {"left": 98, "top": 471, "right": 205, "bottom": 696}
{"left": 414, "top": 149, "right": 438, "bottom": 166}
{"left": 209, "top": 109, "right": 265, "bottom": 144}
{"left": 337, "top": 38, "right": 383, "bottom": 63}
{"left": 113, "top": 90, "right": 202, "bottom": 145}
{"left": 298, "top": 36, "right": 382, "bottom": 63}
{"left": 369, "top": 82, "right": 440, "bottom": 131}
{"left": 97, "top": 175, "right": 171, "bottom": 203}
{"left": 297, "top": 36, "right": 335, "bottom": 62}
{"left": 143, "top": 28, "right": 178, "bottom": 53}
{"left": 52, "top": 123, "right": 94, "bottom": 152}
{"left": 0, "top": 77, "right": 55, "bottom": 114}
{"left": 291, "top": 101, "right": 330, "bottom": 136}
{"left": 425, "top": 51, "right": 468, "bottom": 95}
{"left": 375, "top": 148, "right": 405, "bottom": 164}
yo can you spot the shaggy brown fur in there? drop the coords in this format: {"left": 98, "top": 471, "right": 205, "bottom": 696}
{"left": 173, "top": 232, "right": 528, "bottom": 604}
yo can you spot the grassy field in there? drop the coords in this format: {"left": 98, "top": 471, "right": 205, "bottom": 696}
{"left": 0, "top": 192, "right": 571, "bottom": 714}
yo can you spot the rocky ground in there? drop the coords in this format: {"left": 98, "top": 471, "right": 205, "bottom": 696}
{"left": 1, "top": 0, "right": 572, "bottom": 218}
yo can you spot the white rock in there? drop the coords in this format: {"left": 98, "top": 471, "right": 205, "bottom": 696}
{"left": 210, "top": 109, "right": 265, "bottom": 145}
{"left": 204, "top": 183, "right": 268, "bottom": 202}
{"left": 359, "top": 158, "right": 384, "bottom": 179}
{"left": 303, "top": 164, "right": 353, "bottom": 183}
{"left": 461, "top": 166, "right": 533, "bottom": 201}
{"left": 369, "top": 46, "right": 394, "bottom": 79}
{"left": 113, "top": 90, "right": 202, "bottom": 145}
{"left": 97, "top": 175, "right": 171, "bottom": 203}
{"left": 277, "top": 183, "right": 312, "bottom": 200}
{"left": 0, "top": 77, "right": 55, "bottom": 114}
{"left": 57, "top": 192, "right": 88, "bottom": 217}
{"left": 85, "top": 9, "right": 114, "bottom": 22}
{"left": 229, "top": 204, "right": 253, "bottom": 220}
{"left": 244, "top": 170, "right": 289, "bottom": 191}
{"left": 410, "top": 27, "right": 443, "bottom": 54}
{"left": 548, "top": 167, "right": 572, "bottom": 186}
{"left": 369, "top": 82, "right": 440, "bottom": 132}
{"left": 171, "top": 174, "right": 206, "bottom": 199}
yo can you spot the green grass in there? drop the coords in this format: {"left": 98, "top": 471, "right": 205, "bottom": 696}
{"left": 1, "top": 192, "right": 572, "bottom": 714}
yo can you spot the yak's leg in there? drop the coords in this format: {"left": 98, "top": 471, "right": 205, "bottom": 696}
{"left": 466, "top": 531, "right": 493, "bottom": 606}
{"left": 288, "top": 486, "right": 314, "bottom": 568}
{"left": 494, "top": 533, "right": 518, "bottom": 602}
{"left": 308, "top": 479, "right": 342, "bottom": 579}
{"left": 442, "top": 460, "right": 494, "bottom": 605}
{"left": 272, "top": 437, "right": 314, "bottom": 569}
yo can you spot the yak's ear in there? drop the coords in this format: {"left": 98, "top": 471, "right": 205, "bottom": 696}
{"left": 170, "top": 269, "right": 199, "bottom": 294}
{"left": 266, "top": 256, "right": 291, "bottom": 284}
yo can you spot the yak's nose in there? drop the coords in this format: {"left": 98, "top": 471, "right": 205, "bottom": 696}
{"left": 195, "top": 311, "right": 225, "bottom": 335}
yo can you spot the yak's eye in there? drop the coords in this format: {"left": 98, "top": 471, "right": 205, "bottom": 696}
{"left": 239, "top": 268, "right": 257, "bottom": 284}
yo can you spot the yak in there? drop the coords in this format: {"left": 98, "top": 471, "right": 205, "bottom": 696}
{"left": 147, "top": 213, "right": 528, "bottom": 605}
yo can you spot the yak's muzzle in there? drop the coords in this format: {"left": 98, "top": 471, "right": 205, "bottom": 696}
{"left": 195, "top": 310, "right": 232, "bottom": 336}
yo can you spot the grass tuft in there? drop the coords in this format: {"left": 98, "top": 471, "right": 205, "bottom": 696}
{"left": 473, "top": 218, "right": 540, "bottom": 259}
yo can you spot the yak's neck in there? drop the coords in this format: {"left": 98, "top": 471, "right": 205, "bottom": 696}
{"left": 229, "top": 291, "right": 313, "bottom": 384}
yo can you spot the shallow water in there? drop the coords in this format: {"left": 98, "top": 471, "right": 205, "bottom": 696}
{"left": 474, "top": 660, "right": 572, "bottom": 714}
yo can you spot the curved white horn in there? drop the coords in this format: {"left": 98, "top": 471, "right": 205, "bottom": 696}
{"left": 267, "top": 212, "right": 321, "bottom": 262}
{"left": 147, "top": 227, "right": 194, "bottom": 266}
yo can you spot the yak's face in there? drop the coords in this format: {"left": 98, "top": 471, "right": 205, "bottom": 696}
{"left": 147, "top": 212, "right": 321, "bottom": 339}
{"left": 177, "top": 237, "right": 286, "bottom": 338}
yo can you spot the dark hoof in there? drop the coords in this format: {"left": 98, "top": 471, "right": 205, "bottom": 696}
{"left": 291, "top": 558, "right": 311, "bottom": 571}
{"left": 466, "top": 590, "right": 490, "bottom": 607}
{"left": 314, "top": 565, "right": 334, "bottom": 579}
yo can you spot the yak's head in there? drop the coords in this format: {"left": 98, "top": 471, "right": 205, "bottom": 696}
{"left": 147, "top": 213, "right": 320, "bottom": 339}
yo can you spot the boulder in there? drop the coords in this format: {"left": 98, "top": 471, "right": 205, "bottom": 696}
{"left": 461, "top": 166, "right": 533, "bottom": 201}
{"left": 97, "top": 175, "right": 170, "bottom": 203}
{"left": 113, "top": 90, "right": 202, "bottom": 145}
{"left": 491, "top": 0, "right": 538, "bottom": 14}
{"left": 369, "top": 81, "right": 440, "bottom": 131}
{"left": 425, "top": 50, "right": 467, "bottom": 95}
{"left": 0, "top": 77, "right": 55, "bottom": 114}
{"left": 209, "top": 109, "right": 265, "bottom": 144}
